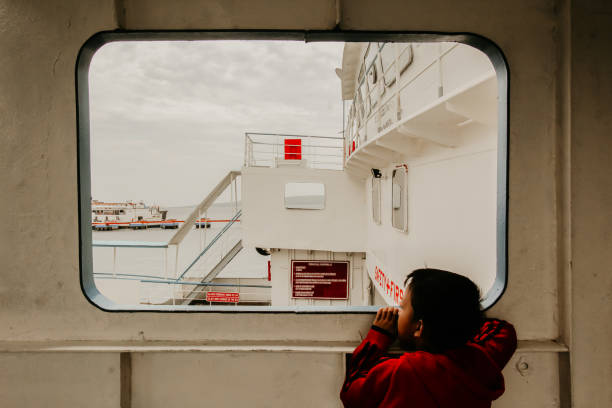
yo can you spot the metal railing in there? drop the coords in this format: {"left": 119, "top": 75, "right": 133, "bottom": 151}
{"left": 177, "top": 210, "right": 242, "bottom": 280}
{"left": 168, "top": 171, "right": 240, "bottom": 246}
{"left": 244, "top": 132, "right": 344, "bottom": 170}
{"left": 345, "top": 43, "right": 461, "bottom": 156}
{"left": 138, "top": 280, "right": 271, "bottom": 306}
{"left": 91, "top": 171, "right": 259, "bottom": 305}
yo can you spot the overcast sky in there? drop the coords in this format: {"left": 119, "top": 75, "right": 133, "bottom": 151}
{"left": 89, "top": 40, "right": 344, "bottom": 207}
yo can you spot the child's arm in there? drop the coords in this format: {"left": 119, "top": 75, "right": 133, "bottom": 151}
{"left": 471, "top": 318, "right": 517, "bottom": 369}
{"left": 340, "top": 308, "right": 399, "bottom": 407}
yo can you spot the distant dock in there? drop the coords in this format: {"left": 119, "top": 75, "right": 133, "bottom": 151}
{"left": 92, "top": 218, "right": 239, "bottom": 231}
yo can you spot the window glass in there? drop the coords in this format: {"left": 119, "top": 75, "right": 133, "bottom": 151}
{"left": 398, "top": 44, "right": 414, "bottom": 75}
{"left": 78, "top": 34, "right": 507, "bottom": 311}
{"left": 380, "top": 44, "right": 397, "bottom": 87}
{"left": 391, "top": 168, "right": 408, "bottom": 231}
{"left": 285, "top": 183, "right": 325, "bottom": 210}
{"left": 364, "top": 43, "right": 377, "bottom": 72}
{"left": 372, "top": 177, "right": 381, "bottom": 224}
{"left": 367, "top": 58, "right": 380, "bottom": 109}
{"left": 360, "top": 81, "right": 371, "bottom": 116}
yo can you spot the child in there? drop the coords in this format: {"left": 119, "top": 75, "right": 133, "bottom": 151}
{"left": 341, "top": 269, "right": 517, "bottom": 408}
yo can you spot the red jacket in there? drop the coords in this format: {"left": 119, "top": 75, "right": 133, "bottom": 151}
{"left": 341, "top": 319, "right": 517, "bottom": 408}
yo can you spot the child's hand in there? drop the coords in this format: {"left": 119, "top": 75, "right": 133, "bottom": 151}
{"left": 373, "top": 307, "right": 399, "bottom": 335}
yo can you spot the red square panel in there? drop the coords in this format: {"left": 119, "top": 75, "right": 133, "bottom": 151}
{"left": 284, "top": 138, "right": 302, "bottom": 160}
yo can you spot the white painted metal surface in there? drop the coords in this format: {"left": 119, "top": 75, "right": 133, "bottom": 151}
{"left": 0, "top": 1, "right": 610, "bottom": 408}
{"left": 242, "top": 166, "right": 366, "bottom": 252}
{"left": 339, "top": 41, "right": 498, "bottom": 304}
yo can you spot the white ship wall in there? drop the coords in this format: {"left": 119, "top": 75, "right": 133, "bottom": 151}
{"left": 242, "top": 166, "right": 366, "bottom": 252}
{"left": 366, "top": 146, "right": 497, "bottom": 304}
{"left": 343, "top": 40, "right": 498, "bottom": 304}
{"left": 1, "top": 1, "right": 611, "bottom": 408}
{"left": 396, "top": 43, "right": 494, "bottom": 124}
{"left": 342, "top": 42, "right": 495, "bottom": 150}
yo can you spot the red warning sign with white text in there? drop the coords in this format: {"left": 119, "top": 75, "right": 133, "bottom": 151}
{"left": 206, "top": 291, "right": 240, "bottom": 303}
{"left": 291, "top": 260, "right": 349, "bottom": 300}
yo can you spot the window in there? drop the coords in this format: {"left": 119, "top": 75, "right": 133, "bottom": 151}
{"left": 77, "top": 32, "right": 508, "bottom": 311}
{"left": 380, "top": 43, "right": 396, "bottom": 87}
{"left": 398, "top": 44, "right": 413, "bottom": 75}
{"left": 284, "top": 183, "right": 325, "bottom": 210}
{"left": 372, "top": 177, "right": 381, "bottom": 225}
{"left": 391, "top": 167, "right": 408, "bottom": 232}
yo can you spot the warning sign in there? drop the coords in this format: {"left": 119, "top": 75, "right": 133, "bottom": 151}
{"left": 291, "top": 260, "right": 349, "bottom": 300}
{"left": 206, "top": 291, "right": 240, "bottom": 303}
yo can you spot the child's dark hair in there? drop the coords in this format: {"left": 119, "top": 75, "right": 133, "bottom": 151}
{"left": 405, "top": 268, "right": 483, "bottom": 352}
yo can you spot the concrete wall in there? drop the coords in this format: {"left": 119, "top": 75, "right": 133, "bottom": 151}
{"left": 0, "top": 0, "right": 610, "bottom": 407}
{"left": 569, "top": 1, "right": 612, "bottom": 406}
{"left": 0, "top": 353, "right": 120, "bottom": 407}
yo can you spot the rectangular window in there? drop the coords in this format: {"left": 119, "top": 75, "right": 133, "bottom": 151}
{"left": 372, "top": 177, "right": 381, "bottom": 225}
{"left": 78, "top": 32, "right": 508, "bottom": 311}
{"left": 285, "top": 183, "right": 325, "bottom": 210}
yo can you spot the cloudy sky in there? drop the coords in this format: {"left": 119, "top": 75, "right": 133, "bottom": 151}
{"left": 89, "top": 40, "right": 345, "bottom": 207}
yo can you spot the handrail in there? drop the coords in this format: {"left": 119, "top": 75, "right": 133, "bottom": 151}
{"left": 244, "top": 132, "right": 344, "bottom": 170}
{"left": 167, "top": 170, "right": 240, "bottom": 245}
{"left": 246, "top": 132, "right": 343, "bottom": 140}
{"left": 141, "top": 279, "right": 270, "bottom": 288}
{"left": 197, "top": 240, "right": 243, "bottom": 284}
{"left": 94, "top": 272, "right": 169, "bottom": 280}
{"left": 347, "top": 43, "right": 460, "bottom": 149}
{"left": 176, "top": 209, "right": 242, "bottom": 280}
{"left": 180, "top": 240, "right": 244, "bottom": 305}
{"left": 249, "top": 141, "right": 343, "bottom": 150}
{"left": 92, "top": 240, "right": 168, "bottom": 248}
{"left": 94, "top": 274, "right": 271, "bottom": 288}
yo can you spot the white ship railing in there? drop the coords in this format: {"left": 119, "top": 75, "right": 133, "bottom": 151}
{"left": 139, "top": 278, "right": 271, "bottom": 305}
{"left": 344, "top": 43, "right": 465, "bottom": 156}
{"left": 176, "top": 210, "right": 242, "bottom": 280}
{"left": 167, "top": 171, "right": 240, "bottom": 246}
{"left": 91, "top": 171, "right": 264, "bottom": 305}
{"left": 244, "top": 132, "right": 344, "bottom": 170}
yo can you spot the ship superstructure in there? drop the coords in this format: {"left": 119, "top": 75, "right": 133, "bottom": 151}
{"left": 337, "top": 42, "right": 499, "bottom": 306}
{"left": 92, "top": 41, "right": 499, "bottom": 309}
{"left": 240, "top": 41, "right": 499, "bottom": 307}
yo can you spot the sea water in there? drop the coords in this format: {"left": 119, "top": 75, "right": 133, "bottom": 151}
{"left": 92, "top": 204, "right": 269, "bottom": 305}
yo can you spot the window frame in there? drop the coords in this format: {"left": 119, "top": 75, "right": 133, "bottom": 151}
{"left": 371, "top": 176, "right": 382, "bottom": 225}
{"left": 77, "top": 31, "right": 508, "bottom": 312}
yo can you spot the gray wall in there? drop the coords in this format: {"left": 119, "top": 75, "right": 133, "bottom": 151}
{"left": 0, "top": 0, "right": 610, "bottom": 406}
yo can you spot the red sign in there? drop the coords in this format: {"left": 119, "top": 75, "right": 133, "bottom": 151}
{"left": 284, "top": 138, "right": 302, "bottom": 160}
{"left": 206, "top": 291, "right": 240, "bottom": 303}
{"left": 291, "top": 260, "right": 349, "bottom": 300}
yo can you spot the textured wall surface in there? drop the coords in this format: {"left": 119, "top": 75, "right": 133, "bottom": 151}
{"left": 1, "top": 0, "right": 610, "bottom": 407}
{"left": 132, "top": 352, "right": 344, "bottom": 408}
{"left": 0, "top": 353, "right": 119, "bottom": 407}
{"left": 0, "top": 0, "right": 560, "bottom": 343}
{"left": 570, "top": 0, "right": 612, "bottom": 405}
